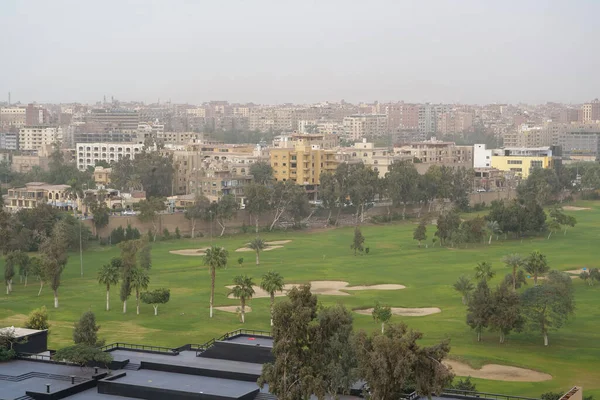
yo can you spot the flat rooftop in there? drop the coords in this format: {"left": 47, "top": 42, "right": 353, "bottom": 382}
{"left": 0, "top": 326, "right": 45, "bottom": 337}
{"left": 113, "top": 369, "right": 258, "bottom": 398}
{"left": 225, "top": 334, "right": 273, "bottom": 347}
{"left": 109, "top": 349, "right": 263, "bottom": 375}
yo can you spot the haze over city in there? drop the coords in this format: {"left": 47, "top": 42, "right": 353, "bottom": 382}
{"left": 1, "top": 0, "right": 599, "bottom": 105}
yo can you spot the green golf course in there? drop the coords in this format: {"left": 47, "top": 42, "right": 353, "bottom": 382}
{"left": 1, "top": 202, "right": 599, "bottom": 398}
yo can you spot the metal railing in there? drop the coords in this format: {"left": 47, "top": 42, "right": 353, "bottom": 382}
{"left": 17, "top": 352, "right": 53, "bottom": 361}
{"left": 100, "top": 342, "right": 178, "bottom": 354}
{"left": 442, "top": 389, "right": 540, "bottom": 400}
{"left": 195, "top": 329, "right": 272, "bottom": 356}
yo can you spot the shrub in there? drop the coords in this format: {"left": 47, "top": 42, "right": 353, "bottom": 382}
{"left": 53, "top": 344, "right": 112, "bottom": 367}
{"left": 541, "top": 393, "right": 563, "bottom": 400}
{"left": 365, "top": 247, "right": 370, "bottom": 254}
{"left": 73, "top": 311, "right": 102, "bottom": 347}
{"left": 125, "top": 224, "right": 141, "bottom": 241}
{"left": 451, "top": 376, "right": 477, "bottom": 392}
{"left": 25, "top": 306, "right": 50, "bottom": 331}
{"left": 162, "top": 228, "right": 171, "bottom": 240}
{"left": 175, "top": 227, "right": 181, "bottom": 239}
{"left": 110, "top": 226, "right": 125, "bottom": 245}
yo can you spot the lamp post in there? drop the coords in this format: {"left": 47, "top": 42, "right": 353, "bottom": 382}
{"left": 79, "top": 183, "right": 88, "bottom": 278}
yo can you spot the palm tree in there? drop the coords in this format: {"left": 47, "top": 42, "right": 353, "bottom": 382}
{"left": 130, "top": 267, "right": 150, "bottom": 315}
{"left": 474, "top": 262, "right": 495, "bottom": 283}
{"left": 524, "top": 251, "right": 549, "bottom": 286}
{"left": 204, "top": 246, "right": 229, "bottom": 318}
{"left": 502, "top": 253, "right": 523, "bottom": 291}
{"left": 248, "top": 237, "right": 266, "bottom": 265}
{"left": 260, "top": 271, "right": 285, "bottom": 326}
{"left": 98, "top": 260, "right": 120, "bottom": 311}
{"left": 453, "top": 275, "right": 474, "bottom": 304}
{"left": 230, "top": 275, "right": 255, "bottom": 323}
{"left": 486, "top": 221, "right": 502, "bottom": 244}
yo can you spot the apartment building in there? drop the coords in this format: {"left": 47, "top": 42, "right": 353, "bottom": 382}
{"left": 394, "top": 138, "right": 473, "bottom": 165}
{"left": 25, "top": 104, "right": 51, "bottom": 125}
{"left": 436, "top": 111, "right": 474, "bottom": 135}
{"left": 490, "top": 147, "right": 555, "bottom": 179}
{"left": 11, "top": 154, "right": 50, "bottom": 173}
{"left": 0, "top": 132, "right": 18, "bottom": 150}
{"left": 338, "top": 139, "right": 411, "bottom": 177}
{"left": 273, "top": 133, "right": 338, "bottom": 150}
{"left": 68, "top": 131, "right": 138, "bottom": 146}
{"left": 503, "top": 123, "right": 552, "bottom": 148}
{"left": 581, "top": 99, "right": 600, "bottom": 123}
{"left": 0, "top": 107, "right": 26, "bottom": 128}
{"left": 473, "top": 144, "right": 493, "bottom": 168}
{"left": 87, "top": 109, "right": 139, "bottom": 133}
{"left": 343, "top": 114, "right": 387, "bottom": 140}
{"left": 156, "top": 131, "right": 201, "bottom": 144}
{"left": 190, "top": 168, "right": 253, "bottom": 205}
{"left": 18, "top": 126, "right": 62, "bottom": 151}
{"left": 5, "top": 182, "right": 72, "bottom": 211}
{"left": 76, "top": 142, "right": 143, "bottom": 170}
{"left": 270, "top": 142, "right": 337, "bottom": 186}
{"left": 93, "top": 166, "right": 112, "bottom": 186}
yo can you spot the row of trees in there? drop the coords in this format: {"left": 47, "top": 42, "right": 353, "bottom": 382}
{"left": 259, "top": 285, "right": 454, "bottom": 400}
{"left": 454, "top": 253, "right": 575, "bottom": 346}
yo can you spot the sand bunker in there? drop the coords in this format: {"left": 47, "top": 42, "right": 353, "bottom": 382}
{"left": 355, "top": 307, "right": 441, "bottom": 316}
{"left": 226, "top": 280, "right": 405, "bottom": 299}
{"left": 563, "top": 206, "right": 591, "bottom": 211}
{"left": 214, "top": 306, "right": 252, "bottom": 313}
{"left": 169, "top": 248, "right": 209, "bottom": 256}
{"left": 445, "top": 360, "right": 552, "bottom": 382}
{"left": 235, "top": 245, "right": 283, "bottom": 252}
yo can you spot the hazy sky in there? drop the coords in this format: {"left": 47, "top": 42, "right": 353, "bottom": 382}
{"left": 1, "top": 0, "right": 598, "bottom": 105}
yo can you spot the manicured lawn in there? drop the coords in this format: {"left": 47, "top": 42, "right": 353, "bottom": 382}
{"left": 1, "top": 202, "right": 600, "bottom": 398}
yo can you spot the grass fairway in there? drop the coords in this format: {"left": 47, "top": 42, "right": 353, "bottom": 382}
{"left": 2, "top": 201, "right": 600, "bottom": 397}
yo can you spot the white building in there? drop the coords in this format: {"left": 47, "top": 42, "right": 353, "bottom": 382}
{"left": 473, "top": 144, "right": 493, "bottom": 168}
{"left": 76, "top": 142, "right": 144, "bottom": 170}
{"left": 18, "top": 126, "right": 63, "bottom": 151}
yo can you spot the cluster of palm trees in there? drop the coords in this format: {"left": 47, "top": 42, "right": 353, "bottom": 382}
{"left": 453, "top": 251, "right": 550, "bottom": 303}
{"left": 203, "top": 245, "right": 285, "bottom": 324}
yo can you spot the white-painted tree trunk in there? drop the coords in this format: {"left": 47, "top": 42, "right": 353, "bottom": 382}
{"left": 38, "top": 281, "right": 44, "bottom": 296}
{"left": 153, "top": 305, "right": 158, "bottom": 316}
{"left": 381, "top": 322, "right": 384, "bottom": 334}
{"left": 488, "top": 235, "right": 492, "bottom": 245}
{"left": 255, "top": 251, "right": 260, "bottom": 265}
{"left": 241, "top": 305, "right": 245, "bottom": 324}
{"left": 106, "top": 289, "right": 110, "bottom": 311}
{"left": 24, "top": 274, "right": 27, "bottom": 287}
{"left": 54, "top": 291, "right": 59, "bottom": 308}
{"left": 544, "top": 332, "right": 548, "bottom": 346}
{"left": 123, "top": 300, "right": 127, "bottom": 313}
{"left": 136, "top": 293, "right": 140, "bottom": 315}
{"left": 210, "top": 304, "right": 213, "bottom": 318}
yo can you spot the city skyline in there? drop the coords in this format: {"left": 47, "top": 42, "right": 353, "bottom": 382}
{"left": 1, "top": 0, "right": 599, "bottom": 105}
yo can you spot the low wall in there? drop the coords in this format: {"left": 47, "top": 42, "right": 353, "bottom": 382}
{"left": 199, "top": 341, "right": 273, "bottom": 365}
{"left": 84, "top": 191, "right": 513, "bottom": 237}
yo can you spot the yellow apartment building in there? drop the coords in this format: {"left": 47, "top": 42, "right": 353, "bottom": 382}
{"left": 490, "top": 147, "right": 555, "bottom": 179}
{"left": 270, "top": 143, "right": 337, "bottom": 186}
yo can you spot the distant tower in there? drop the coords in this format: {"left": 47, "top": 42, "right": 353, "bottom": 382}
{"left": 103, "top": 95, "right": 106, "bottom": 104}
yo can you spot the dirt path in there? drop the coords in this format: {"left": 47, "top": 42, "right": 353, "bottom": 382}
{"left": 445, "top": 360, "right": 552, "bottom": 382}
{"left": 169, "top": 248, "right": 209, "bottom": 256}
{"left": 355, "top": 307, "right": 441, "bottom": 316}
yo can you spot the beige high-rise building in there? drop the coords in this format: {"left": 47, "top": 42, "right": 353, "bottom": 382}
{"left": 270, "top": 142, "right": 337, "bottom": 187}
{"left": 337, "top": 139, "right": 411, "bottom": 177}
{"left": 343, "top": 114, "right": 387, "bottom": 140}
{"left": 394, "top": 138, "right": 472, "bottom": 165}
{"left": 0, "top": 107, "right": 26, "bottom": 128}
{"left": 18, "top": 126, "right": 63, "bottom": 151}
{"left": 503, "top": 123, "right": 552, "bottom": 148}
{"left": 582, "top": 99, "right": 600, "bottom": 123}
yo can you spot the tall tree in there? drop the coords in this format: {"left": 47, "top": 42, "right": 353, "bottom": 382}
{"left": 466, "top": 280, "right": 493, "bottom": 342}
{"left": 350, "top": 226, "right": 365, "bottom": 256}
{"left": 137, "top": 197, "right": 166, "bottom": 241}
{"left": 318, "top": 171, "right": 341, "bottom": 224}
{"left": 249, "top": 237, "right": 266, "bottom": 265}
{"left": 524, "top": 251, "right": 550, "bottom": 285}
{"left": 260, "top": 270, "right": 285, "bottom": 326}
{"left": 40, "top": 220, "right": 70, "bottom": 308}
{"left": 521, "top": 270, "right": 575, "bottom": 346}
{"left": 413, "top": 221, "right": 427, "bottom": 248}
{"left": 204, "top": 246, "right": 228, "bottom": 318}
{"left": 503, "top": 253, "right": 523, "bottom": 291}
{"left": 98, "top": 258, "right": 121, "bottom": 311}
{"left": 372, "top": 301, "right": 392, "bottom": 333}
{"left": 130, "top": 267, "right": 150, "bottom": 315}
{"left": 489, "top": 283, "right": 524, "bottom": 343}
{"left": 474, "top": 262, "right": 495, "bottom": 283}
{"left": 141, "top": 288, "right": 171, "bottom": 316}
{"left": 230, "top": 275, "right": 255, "bottom": 323}
{"left": 215, "top": 194, "right": 239, "bottom": 236}
{"left": 453, "top": 275, "right": 474, "bottom": 305}
{"left": 138, "top": 240, "right": 152, "bottom": 271}
{"left": 250, "top": 161, "right": 274, "bottom": 185}
{"left": 3, "top": 251, "right": 27, "bottom": 294}
{"left": 118, "top": 239, "right": 143, "bottom": 313}
{"left": 244, "top": 183, "right": 272, "bottom": 233}
{"left": 258, "top": 285, "right": 318, "bottom": 400}
{"left": 347, "top": 164, "right": 379, "bottom": 223}
{"left": 355, "top": 323, "right": 453, "bottom": 400}
{"left": 386, "top": 161, "right": 419, "bottom": 219}
{"left": 184, "top": 195, "right": 210, "bottom": 239}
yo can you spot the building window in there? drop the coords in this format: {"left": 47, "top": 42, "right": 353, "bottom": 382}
{"left": 530, "top": 160, "right": 543, "bottom": 168}
{"left": 507, "top": 160, "right": 523, "bottom": 165}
